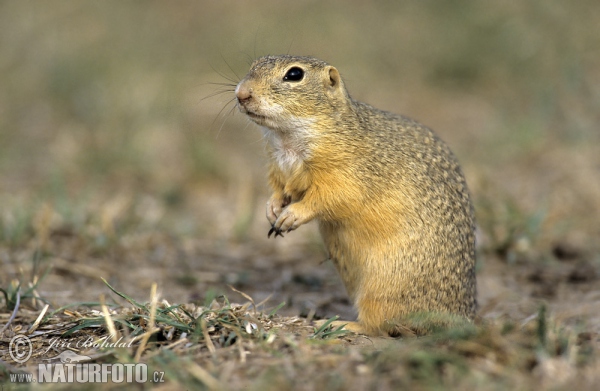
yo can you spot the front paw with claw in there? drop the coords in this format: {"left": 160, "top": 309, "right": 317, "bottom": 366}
{"left": 267, "top": 204, "right": 313, "bottom": 239}
{"left": 266, "top": 194, "right": 290, "bottom": 226}
{"left": 266, "top": 194, "right": 291, "bottom": 238}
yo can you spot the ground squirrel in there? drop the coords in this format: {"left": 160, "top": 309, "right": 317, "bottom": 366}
{"left": 235, "top": 55, "right": 476, "bottom": 336}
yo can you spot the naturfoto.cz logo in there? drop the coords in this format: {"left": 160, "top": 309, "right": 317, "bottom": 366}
{"left": 8, "top": 335, "right": 165, "bottom": 384}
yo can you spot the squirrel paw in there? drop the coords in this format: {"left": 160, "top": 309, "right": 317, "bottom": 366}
{"left": 266, "top": 194, "right": 291, "bottom": 226}
{"left": 268, "top": 204, "right": 312, "bottom": 238}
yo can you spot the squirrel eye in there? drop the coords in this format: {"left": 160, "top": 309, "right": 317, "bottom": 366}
{"left": 283, "top": 67, "right": 304, "bottom": 82}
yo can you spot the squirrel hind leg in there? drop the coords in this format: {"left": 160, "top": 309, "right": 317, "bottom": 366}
{"left": 313, "top": 319, "right": 382, "bottom": 336}
{"left": 385, "top": 323, "right": 418, "bottom": 338}
{"left": 391, "top": 312, "right": 475, "bottom": 336}
{"left": 314, "top": 319, "right": 417, "bottom": 338}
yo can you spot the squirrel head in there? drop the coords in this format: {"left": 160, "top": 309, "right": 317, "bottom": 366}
{"left": 235, "top": 55, "right": 350, "bottom": 132}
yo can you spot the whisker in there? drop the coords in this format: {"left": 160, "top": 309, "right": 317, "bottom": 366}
{"left": 196, "top": 81, "right": 236, "bottom": 88}
{"left": 214, "top": 100, "right": 238, "bottom": 140}
{"left": 243, "top": 51, "right": 254, "bottom": 66}
{"left": 248, "top": 125, "right": 268, "bottom": 146}
{"left": 286, "top": 38, "right": 295, "bottom": 55}
{"left": 205, "top": 82, "right": 237, "bottom": 88}
{"left": 253, "top": 28, "right": 259, "bottom": 60}
{"left": 199, "top": 89, "right": 235, "bottom": 103}
{"left": 208, "top": 59, "right": 239, "bottom": 85}
{"left": 213, "top": 97, "right": 236, "bottom": 122}
{"left": 220, "top": 52, "right": 241, "bottom": 82}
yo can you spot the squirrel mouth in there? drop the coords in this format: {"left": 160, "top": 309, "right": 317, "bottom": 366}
{"left": 244, "top": 110, "right": 267, "bottom": 123}
{"left": 238, "top": 103, "right": 270, "bottom": 125}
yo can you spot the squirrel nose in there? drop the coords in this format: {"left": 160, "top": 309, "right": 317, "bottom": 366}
{"left": 235, "top": 83, "right": 252, "bottom": 103}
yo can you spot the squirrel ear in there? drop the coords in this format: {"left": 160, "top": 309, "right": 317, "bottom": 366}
{"left": 326, "top": 66, "right": 343, "bottom": 92}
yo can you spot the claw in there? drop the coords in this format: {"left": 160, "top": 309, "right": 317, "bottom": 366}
{"left": 268, "top": 227, "right": 284, "bottom": 238}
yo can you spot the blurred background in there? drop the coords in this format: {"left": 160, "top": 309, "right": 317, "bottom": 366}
{"left": 1, "top": 1, "right": 599, "bottom": 326}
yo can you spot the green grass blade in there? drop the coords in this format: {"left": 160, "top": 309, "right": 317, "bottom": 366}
{"left": 101, "top": 277, "right": 146, "bottom": 309}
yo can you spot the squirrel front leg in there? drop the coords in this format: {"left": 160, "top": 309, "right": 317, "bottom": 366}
{"left": 266, "top": 193, "right": 284, "bottom": 225}
{"left": 267, "top": 167, "right": 317, "bottom": 238}
{"left": 267, "top": 188, "right": 316, "bottom": 238}
{"left": 266, "top": 192, "right": 290, "bottom": 231}
{"left": 268, "top": 167, "right": 357, "bottom": 237}
{"left": 271, "top": 197, "right": 317, "bottom": 236}
{"left": 267, "top": 163, "right": 352, "bottom": 237}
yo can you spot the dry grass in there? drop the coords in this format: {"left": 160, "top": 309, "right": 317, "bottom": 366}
{"left": 0, "top": 278, "right": 600, "bottom": 390}
{"left": 1, "top": 279, "right": 598, "bottom": 390}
